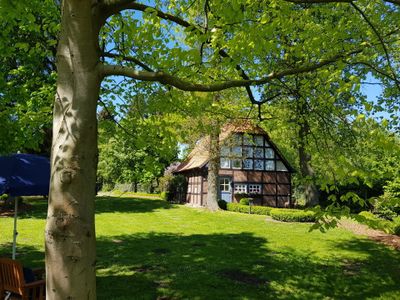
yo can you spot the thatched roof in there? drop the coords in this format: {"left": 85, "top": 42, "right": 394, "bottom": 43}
{"left": 175, "top": 121, "right": 294, "bottom": 173}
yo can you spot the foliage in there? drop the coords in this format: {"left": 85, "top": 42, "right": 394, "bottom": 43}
{"left": 97, "top": 108, "right": 179, "bottom": 192}
{"left": 393, "top": 217, "right": 400, "bottom": 236}
{"left": 217, "top": 200, "right": 227, "bottom": 210}
{"left": 227, "top": 203, "right": 272, "bottom": 216}
{"left": 239, "top": 198, "right": 252, "bottom": 206}
{"left": 270, "top": 208, "right": 316, "bottom": 223}
{"left": 2, "top": 196, "right": 400, "bottom": 299}
{"left": 158, "top": 174, "right": 187, "bottom": 202}
{"left": 0, "top": 0, "right": 58, "bottom": 154}
{"left": 357, "top": 211, "right": 395, "bottom": 234}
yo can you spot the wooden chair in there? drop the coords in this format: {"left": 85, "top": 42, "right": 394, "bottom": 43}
{"left": 0, "top": 258, "right": 45, "bottom": 300}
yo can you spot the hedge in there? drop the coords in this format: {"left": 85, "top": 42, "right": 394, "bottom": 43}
{"left": 270, "top": 208, "right": 316, "bottom": 222}
{"left": 358, "top": 211, "right": 400, "bottom": 235}
{"left": 226, "top": 203, "right": 272, "bottom": 216}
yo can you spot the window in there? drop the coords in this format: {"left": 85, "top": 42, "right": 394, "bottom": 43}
{"left": 243, "top": 146, "right": 253, "bottom": 158}
{"left": 231, "top": 159, "right": 241, "bottom": 169}
{"left": 243, "top": 135, "right": 253, "bottom": 145}
{"left": 234, "top": 184, "right": 247, "bottom": 194}
{"left": 276, "top": 160, "right": 288, "bottom": 171}
{"left": 248, "top": 184, "right": 262, "bottom": 194}
{"left": 220, "top": 158, "right": 230, "bottom": 168}
{"left": 254, "top": 135, "right": 264, "bottom": 146}
{"left": 254, "top": 148, "right": 263, "bottom": 158}
{"left": 232, "top": 146, "right": 242, "bottom": 157}
{"left": 243, "top": 159, "right": 253, "bottom": 169}
{"left": 221, "top": 146, "right": 230, "bottom": 157}
{"left": 265, "top": 148, "right": 274, "bottom": 159}
{"left": 254, "top": 160, "right": 264, "bottom": 170}
{"left": 220, "top": 178, "right": 231, "bottom": 192}
{"left": 265, "top": 160, "right": 275, "bottom": 170}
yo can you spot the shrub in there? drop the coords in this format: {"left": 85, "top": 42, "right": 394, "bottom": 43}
{"left": 218, "top": 200, "right": 227, "bottom": 210}
{"left": 226, "top": 203, "right": 271, "bottom": 215}
{"left": 393, "top": 216, "right": 400, "bottom": 236}
{"left": 270, "top": 208, "right": 316, "bottom": 222}
{"left": 239, "top": 198, "right": 252, "bottom": 205}
{"left": 357, "top": 211, "right": 394, "bottom": 234}
{"left": 160, "top": 191, "right": 169, "bottom": 201}
{"left": 227, "top": 203, "right": 250, "bottom": 214}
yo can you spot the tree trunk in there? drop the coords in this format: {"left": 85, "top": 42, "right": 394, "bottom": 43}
{"left": 298, "top": 118, "right": 319, "bottom": 207}
{"left": 206, "top": 126, "right": 220, "bottom": 211}
{"left": 45, "top": 1, "right": 100, "bottom": 299}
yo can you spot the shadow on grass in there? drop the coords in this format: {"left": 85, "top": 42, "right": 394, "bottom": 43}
{"left": 0, "top": 243, "right": 44, "bottom": 268}
{"left": 14, "top": 196, "right": 173, "bottom": 220}
{"left": 95, "top": 196, "right": 173, "bottom": 214}
{"left": 96, "top": 232, "right": 400, "bottom": 300}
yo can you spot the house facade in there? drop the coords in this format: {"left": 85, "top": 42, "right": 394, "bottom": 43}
{"left": 174, "top": 123, "right": 294, "bottom": 207}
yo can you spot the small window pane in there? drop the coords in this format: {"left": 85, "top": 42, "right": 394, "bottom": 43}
{"left": 249, "top": 184, "right": 262, "bottom": 194}
{"left": 233, "top": 134, "right": 242, "bottom": 145}
{"left": 243, "top": 159, "right": 253, "bottom": 169}
{"left": 232, "top": 146, "right": 242, "bottom": 157}
{"left": 243, "top": 147, "right": 253, "bottom": 158}
{"left": 231, "top": 159, "right": 242, "bottom": 169}
{"left": 220, "top": 178, "right": 231, "bottom": 192}
{"left": 265, "top": 148, "right": 274, "bottom": 159}
{"left": 220, "top": 158, "right": 230, "bottom": 168}
{"left": 243, "top": 135, "right": 253, "bottom": 145}
{"left": 276, "top": 160, "right": 288, "bottom": 171}
{"left": 254, "top": 135, "right": 264, "bottom": 146}
{"left": 254, "top": 160, "right": 264, "bottom": 170}
{"left": 265, "top": 160, "right": 275, "bottom": 170}
{"left": 265, "top": 140, "right": 270, "bottom": 147}
{"left": 221, "top": 146, "right": 230, "bottom": 157}
{"left": 254, "top": 148, "right": 263, "bottom": 158}
{"left": 234, "top": 184, "right": 247, "bottom": 194}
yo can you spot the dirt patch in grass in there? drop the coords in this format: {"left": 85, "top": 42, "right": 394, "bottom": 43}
{"left": 218, "top": 269, "right": 269, "bottom": 286}
{"left": 339, "top": 219, "right": 400, "bottom": 250}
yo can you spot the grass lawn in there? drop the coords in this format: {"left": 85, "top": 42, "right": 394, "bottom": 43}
{"left": 1, "top": 196, "right": 399, "bottom": 299}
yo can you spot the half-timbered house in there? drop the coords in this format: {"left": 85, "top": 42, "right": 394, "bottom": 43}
{"left": 174, "top": 122, "right": 294, "bottom": 207}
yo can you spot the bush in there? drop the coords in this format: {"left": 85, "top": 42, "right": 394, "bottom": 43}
{"left": 358, "top": 211, "right": 394, "bottom": 234}
{"left": 226, "top": 203, "right": 272, "bottom": 215}
{"left": 227, "top": 203, "right": 250, "bottom": 214}
{"left": 393, "top": 216, "right": 400, "bottom": 236}
{"left": 218, "top": 200, "right": 227, "bottom": 210}
{"left": 270, "top": 208, "right": 316, "bottom": 222}
{"left": 160, "top": 191, "right": 169, "bottom": 201}
{"left": 239, "top": 198, "right": 252, "bottom": 205}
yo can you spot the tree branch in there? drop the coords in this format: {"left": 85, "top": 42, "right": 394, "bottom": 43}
{"left": 102, "top": 52, "right": 154, "bottom": 72}
{"left": 285, "top": 0, "right": 399, "bottom": 5}
{"left": 350, "top": 2, "right": 400, "bottom": 90}
{"left": 100, "top": 49, "right": 363, "bottom": 91}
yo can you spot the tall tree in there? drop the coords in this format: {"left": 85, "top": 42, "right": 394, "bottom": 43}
{"left": 36, "top": 0, "right": 399, "bottom": 298}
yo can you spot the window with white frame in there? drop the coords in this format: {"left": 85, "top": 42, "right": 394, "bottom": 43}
{"left": 220, "top": 158, "right": 230, "bottom": 169}
{"left": 248, "top": 184, "right": 262, "bottom": 194}
{"left": 219, "top": 178, "right": 231, "bottom": 192}
{"left": 234, "top": 184, "right": 247, "bottom": 194}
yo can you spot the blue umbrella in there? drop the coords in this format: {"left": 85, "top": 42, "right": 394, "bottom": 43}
{"left": 0, "top": 154, "right": 50, "bottom": 258}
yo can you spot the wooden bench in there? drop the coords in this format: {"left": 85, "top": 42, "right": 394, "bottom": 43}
{"left": 0, "top": 258, "right": 45, "bottom": 300}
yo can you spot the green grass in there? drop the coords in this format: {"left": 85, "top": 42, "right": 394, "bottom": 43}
{"left": 1, "top": 196, "right": 400, "bottom": 299}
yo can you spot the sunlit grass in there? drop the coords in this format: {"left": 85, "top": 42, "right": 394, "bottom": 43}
{"left": 1, "top": 196, "right": 399, "bottom": 299}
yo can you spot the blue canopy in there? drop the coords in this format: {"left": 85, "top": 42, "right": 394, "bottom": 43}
{"left": 0, "top": 154, "right": 50, "bottom": 196}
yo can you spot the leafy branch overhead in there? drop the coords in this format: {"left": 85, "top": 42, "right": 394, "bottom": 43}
{"left": 95, "top": 0, "right": 400, "bottom": 99}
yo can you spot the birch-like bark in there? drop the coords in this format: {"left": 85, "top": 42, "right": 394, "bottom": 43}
{"left": 45, "top": 1, "right": 101, "bottom": 299}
